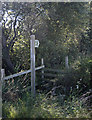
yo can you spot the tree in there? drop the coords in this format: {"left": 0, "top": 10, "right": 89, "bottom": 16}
{"left": 2, "top": 2, "right": 90, "bottom": 74}
{"left": 2, "top": 2, "right": 45, "bottom": 74}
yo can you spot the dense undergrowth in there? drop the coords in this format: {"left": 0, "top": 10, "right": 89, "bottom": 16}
{"left": 3, "top": 92, "right": 92, "bottom": 118}
{"left": 2, "top": 56, "right": 92, "bottom": 118}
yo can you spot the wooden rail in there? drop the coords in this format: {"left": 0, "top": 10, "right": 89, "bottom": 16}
{"left": 3, "top": 65, "right": 44, "bottom": 80}
{"left": 38, "top": 73, "right": 64, "bottom": 77}
{"left": 38, "top": 68, "right": 76, "bottom": 78}
{"left": 44, "top": 68, "right": 67, "bottom": 73}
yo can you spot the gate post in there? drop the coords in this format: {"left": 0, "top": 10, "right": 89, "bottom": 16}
{"left": 30, "top": 35, "right": 35, "bottom": 96}
{"left": 1, "top": 69, "right": 5, "bottom": 82}
{"left": 65, "top": 56, "right": 69, "bottom": 70}
{"left": 41, "top": 58, "right": 44, "bottom": 79}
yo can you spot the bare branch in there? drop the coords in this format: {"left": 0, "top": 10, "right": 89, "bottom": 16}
{"left": 8, "top": 11, "right": 20, "bottom": 50}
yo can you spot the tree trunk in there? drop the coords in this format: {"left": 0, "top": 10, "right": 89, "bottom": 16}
{"left": 2, "top": 31, "right": 15, "bottom": 75}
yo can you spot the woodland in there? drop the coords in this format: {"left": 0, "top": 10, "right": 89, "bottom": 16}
{"left": 2, "top": 2, "right": 92, "bottom": 118}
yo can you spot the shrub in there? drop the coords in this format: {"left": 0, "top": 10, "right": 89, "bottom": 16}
{"left": 71, "top": 56, "right": 92, "bottom": 93}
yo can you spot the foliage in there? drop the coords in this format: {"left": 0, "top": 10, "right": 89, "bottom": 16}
{"left": 2, "top": 2, "right": 91, "bottom": 73}
{"left": 71, "top": 55, "right": 92, "bottom": 93}
{"left": 3, "top": 93, "right": 91, "bottom": 118}
{"left": 2, "top": 2, "right": 92, "bottom": 118}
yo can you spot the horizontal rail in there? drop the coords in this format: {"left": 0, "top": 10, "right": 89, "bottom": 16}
{"left": 35, "top": 65, "right": 45, "bottom": 71}
{"left": 44, "top": 68, "right": 66, "bottom": 73}
{"left": 38, "top": 73, "right": 64, "bottom": 77}
{"left": 3, "top": 65, "right": 44, "bottom": 80}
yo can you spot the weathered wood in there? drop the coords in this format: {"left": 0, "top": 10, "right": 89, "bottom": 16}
{"left": 0, "top": 2, "right": 2, "bottom": 119}
{"left": 0, "top": 20, "right": 2, "bottom": 80}
{"left": 1, "top": 69, "right": 5, "bottom": 81}
{"left": 41, "top": 58, "right": 44, "bottom": 79}
{"left": 44, "top": 68, "right": 65, "bottom": 73}
{"left": 3, "top": 65, "right": 44, "bottom": 80}
{"left": 30, "top": 35, "right": 35, "bottom": 96}
{"left": 1, "top": 69, "right": 5, "bottom": 89}
{"left": 36, "top": 65, "right": 44, "bottom": 71}
{"left": 39, "top": 73, "right": 64, "bottom": 77}
{"left": 65, "top": 56, "right": 69, "bottom": 69}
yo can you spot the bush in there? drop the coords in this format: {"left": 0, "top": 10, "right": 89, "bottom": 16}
{"left": 71, "top": 56, "right": 92, "bottom": 93}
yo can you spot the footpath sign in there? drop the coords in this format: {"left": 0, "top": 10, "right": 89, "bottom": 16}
{"left": 35, "top": 40, "right": 39, "bottom": 48}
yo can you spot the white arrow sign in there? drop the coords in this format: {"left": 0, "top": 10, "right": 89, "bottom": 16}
{"left": 35, "top": 40, "right": 39, "bottom": 48}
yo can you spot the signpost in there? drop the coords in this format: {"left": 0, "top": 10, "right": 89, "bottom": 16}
{"left": 30, "top": 35, "right": 40, "bottom": 96}
{"left": 35, "top": 40, "right": 39, "bottom": 48}
{"left": 30, "top": 35, "right": 35, "bottom": 96}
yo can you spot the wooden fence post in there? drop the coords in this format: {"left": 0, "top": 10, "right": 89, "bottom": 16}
{"left": 0, "top": 2, "right": 2, "bottom": 118}
{"left": 1, "top": 69, "right": 5, "bottom": 82}
{"left": 30, "top": 35, "right": 35, "bottom": 96}
{"left": 41, "top": 58, "right": 44, "bottom": 79}
{"left": 1, "top": 69, "right": 5, "bottom": 107}
{"left": 65, "top": 56, "right": 69, "bottom": 70}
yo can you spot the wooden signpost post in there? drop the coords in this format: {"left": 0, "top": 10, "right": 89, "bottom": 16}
{"left": 30, "top": 35, "right": 35, "bottom": 96}
{"left": 65, "top": 56, "right": 69, "bottom": 70}
{"left": 0, "top": 2, "right": 2, "bottom": 118}
{"left": 30, "top": 35, "right": 39, "bottom": 96}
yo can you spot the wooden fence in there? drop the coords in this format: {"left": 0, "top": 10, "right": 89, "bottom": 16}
{"left": 1, "top": 34, "right": 70, "bottom": 97}
{"left": 38, "top": 68, "right": 69, "bottom": 78}
{"left": 1, "top": 65, "right": 44, "bottom": 81}
{"left": 38, "top": 56, "right": 70, "bottom": 78}
{"left": 1, "top": 35, "right": 44, "bottom": 96}
{"left": 1, "top": 65, "right": 45, "bottom": 96}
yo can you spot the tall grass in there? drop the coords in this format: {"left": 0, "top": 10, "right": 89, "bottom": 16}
{"left": 3, "top": 92, "right": 91, "bottom": 118}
